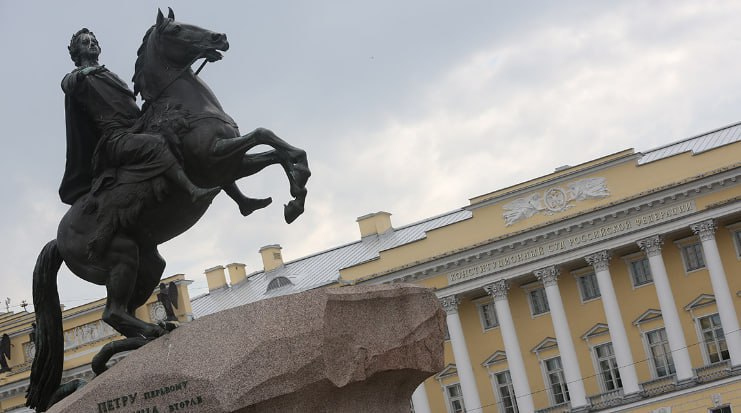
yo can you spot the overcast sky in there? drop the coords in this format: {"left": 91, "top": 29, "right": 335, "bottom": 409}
{"left": 2, "top": 1, "right": 741, "bottom": 313}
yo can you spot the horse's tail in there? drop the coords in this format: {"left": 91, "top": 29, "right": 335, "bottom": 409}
{"left": 25, "top": 240, "right": 64, "bottom": 412}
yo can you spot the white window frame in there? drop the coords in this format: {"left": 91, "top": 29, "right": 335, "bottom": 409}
{"left": 490, "top": 369, "right": 519, "bottom": 413}
{"left": 541, "top": 356, "right": 570, "bottom": 406}
{"left": 591, "top": 342, "right": 622, "bottom": 392}
{"left": 522, "top": 281, "right": 550, "bottom": 317}
{"left": 571, "top": 267, "right": 601, "bottom": 303}
{"left": 443, "top": 382, "right": 465, "bottom": 413}
{"left": 475, "top": 299, "right": 499, "bottom": 331}
{"left": 643, "top": 328, "right": 676, "bottom": 379}
{"left": 674, "top": 236, "right": 706, "bottom": 273}
{"left": 622, "top": 251, "right": 653, "bottom": 289}
{"left": 696, "top": 313, "right": 730, "bottom": 365}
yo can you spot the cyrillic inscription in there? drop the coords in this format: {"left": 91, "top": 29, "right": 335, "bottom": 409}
{"left": 94, "top": 380, "right": 204, "bottom": 413}
{"left": 448, "top": 201, "right": 695, "bottom": 284}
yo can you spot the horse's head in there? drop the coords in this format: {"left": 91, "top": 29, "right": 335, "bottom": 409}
{"left": 154, "top": 8, "right": 229, "bottom": 67}
{"left": 134, "top": 8, "right": 229, "bottom": 99}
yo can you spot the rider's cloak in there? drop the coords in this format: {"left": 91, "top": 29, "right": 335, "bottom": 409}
{"left": 59, "top": 67, "right": 173, "bottom": 205}
{"left": 59, "top": 67, "right": 137, "bottom": 205}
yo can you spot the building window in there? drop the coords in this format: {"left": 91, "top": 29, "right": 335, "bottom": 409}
{"left": 710, "top": 406, "right": 732, "bottom": 413}
{"left": 594, "top": 343, "right": 622, "bottom": 391}
{"left": 576, "top": 272, "right": 601, "bottom": 301}
{"left": 680, "top": 242, "right": 705, "bottom": 272}
{"left": 733, "top": 230, "right": 741, "bottom": 258}
{"left": 493, "top": 370, "right": 518, "bottom": 413}
{"left": 478, "top": 302, "right": 499, "bottom": 330}
{"left": 529, "top": 288, "right": 550, "bottom": 316}
{"left": 445, "top": 383, "right": 465, "bottom": 413}
{"left": 266, "top": 276, "right": 292, "bottom": 291}
{"left": 544, "top": 357, "right": 570, "bottom": 405}
{"left": 646, "top": 329, "right": 675, "bottom": 378}
{"left": 698, "top": 314, "right": 730, "bottom": 364}
{"left": 628, "top": 257, "right": 653, "bottom": 287}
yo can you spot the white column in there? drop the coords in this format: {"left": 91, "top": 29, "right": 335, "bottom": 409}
{"left": 411, "top": 383, "right": 432, "bottom": 413}
{"left": 534, "top": 266, "right": 588, "bottom": 409}
{"left": 484, "top": 280, "right": 535, "bottom": 412}
{"left": 637, "top": 235, "right": 693, "bottom": 381}
{"left": 584, "top": 251, "right": 641, "bottom": 395}
{"left": 440, "top": 295, "right": 482, "bottom": 412}
{"left": 691, "top": 220, "right": 741, "bottom": 367}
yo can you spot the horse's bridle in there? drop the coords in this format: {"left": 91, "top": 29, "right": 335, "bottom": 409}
{"left": 143, "top": 37, "right": 211, "bottom": 112}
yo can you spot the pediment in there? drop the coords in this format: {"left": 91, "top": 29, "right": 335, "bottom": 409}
{"left": 582, "top": 323, "right": 609, "bottom": 340}
{"left": 684, "top": 294, "right": 715, "bottom": 311}
{"left": 435, "top": 363, "right": 457, "bottom": 380}
{"left": 531, "top": 337, "right": 558, "bottom": 353}
{"left": 482, "top": 350, "right": 507, "bottom": 367}
{"left": 633, "top": 309, "right": 662, "bottom": 325}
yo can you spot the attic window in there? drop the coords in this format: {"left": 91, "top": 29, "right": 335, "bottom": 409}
{"left": 267, "top": 276, "right": 292, "bottom": 291}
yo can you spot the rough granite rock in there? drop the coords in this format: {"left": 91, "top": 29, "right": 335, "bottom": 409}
{"left": 46, "top": 284, "right": 445, "bottom": 413}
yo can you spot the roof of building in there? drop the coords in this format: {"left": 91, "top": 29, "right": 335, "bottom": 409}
{"left": 190, "top": 209, "right": 472, "bottom": 317}
{"left": 638, "top": 120, "right": 741, "bottom": 165}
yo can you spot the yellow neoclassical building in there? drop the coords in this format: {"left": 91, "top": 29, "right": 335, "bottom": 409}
{"left": 338, "top": 124, "right": 741, "bottom": 413}
{"left": 193, "top": 122, "right": 740, "bottom": 413}
{"left": 0, "top": 274, "right": 193, "bottom": 413}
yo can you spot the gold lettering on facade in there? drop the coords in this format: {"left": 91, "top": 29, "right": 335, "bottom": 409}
{"left": 447, "top": 201, "right": 695, "bottom": 284}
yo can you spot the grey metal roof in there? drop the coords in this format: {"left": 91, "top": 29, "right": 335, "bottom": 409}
{"left": 191, "top": 209, "right": 472, "bottom": 317}
{"left": 638, "top": 121, "right": 741, "bottom": 165}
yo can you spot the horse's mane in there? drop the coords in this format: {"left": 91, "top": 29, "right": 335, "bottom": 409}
{"left": 132, "top": 25, "right": 156, "bottom": 99}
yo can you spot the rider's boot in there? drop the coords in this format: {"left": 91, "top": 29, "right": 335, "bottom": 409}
{"left": 237, "top": 196, "right": 273, "bottom": 216}
{"left": 222, "top": 182, "right": 272, "bottom": 216}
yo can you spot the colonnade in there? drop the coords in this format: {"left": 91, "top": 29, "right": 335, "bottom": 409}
{"left": 412, "top": 219, "right": 741, "bottom": 412}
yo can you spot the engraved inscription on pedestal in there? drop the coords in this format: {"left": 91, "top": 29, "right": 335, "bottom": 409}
{"left": 94, "top": 380, "right": 205, "bottom": 413}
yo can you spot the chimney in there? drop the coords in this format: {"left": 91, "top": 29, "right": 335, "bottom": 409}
{"left": 259, "top": 244, "right": 284, "bottom": 272}
{"left": 226, "top": 262, "right": 247, "bottom": 285}
{"left": 356, "top": 211, "right": 393, "bottom": 238}
{"left": 204, "top": 265, "right": 227, "bottom": 292}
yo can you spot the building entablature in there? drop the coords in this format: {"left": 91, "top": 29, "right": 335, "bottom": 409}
{"left": 362, "top": 165, "right": 739, "bottom": 294}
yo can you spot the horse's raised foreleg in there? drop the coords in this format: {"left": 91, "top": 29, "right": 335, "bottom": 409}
{"left": 102, "top": 236, "right": 166, "bottom": 339}
{"left": 223, "top": 150, "right": 291, "bottom": 216}
{"left": 211, "top": 128, "right": 310, "bottom": 223}
{"left": 245, "top": 129, "right": 311, "bottom": 223}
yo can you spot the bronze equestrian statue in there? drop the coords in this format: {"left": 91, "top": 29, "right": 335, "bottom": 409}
{"left": 26, "top": 9, "right": 310, "bottom": 411}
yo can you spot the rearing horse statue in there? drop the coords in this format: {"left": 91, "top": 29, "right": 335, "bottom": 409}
{"left": 26, "top": 9, "right": 310, "bottom": 411}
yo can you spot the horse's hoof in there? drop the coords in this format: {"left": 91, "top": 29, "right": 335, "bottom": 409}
{"left": 159, "top": 320, "right": 180, "bottom": 332}
{"left": 284, "top": 200, "right": 305, "bottom": 224}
